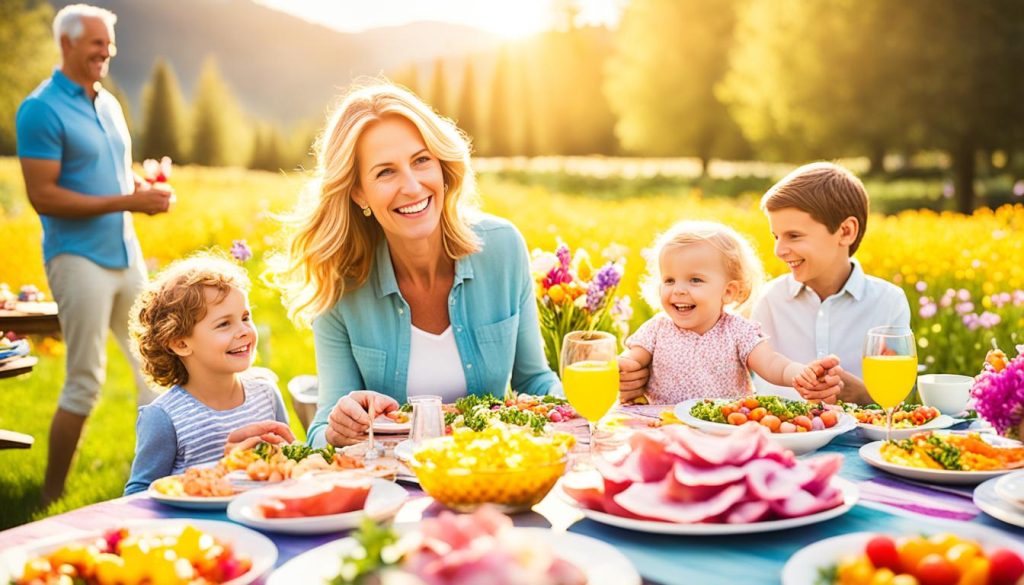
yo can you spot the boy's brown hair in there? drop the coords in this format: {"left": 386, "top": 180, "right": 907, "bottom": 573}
{"left": 760, "top": 162, "right": 869, "bottom": 254}
{"left": 129, "top": 254, "right": 250, "bottom": 388}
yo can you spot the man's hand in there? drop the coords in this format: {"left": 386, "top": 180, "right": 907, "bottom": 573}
{"left": 128, "top": 186, "right": 173, "bottom": 215}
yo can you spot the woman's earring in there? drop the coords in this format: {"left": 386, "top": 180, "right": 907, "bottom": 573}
{"left": 362, "top": 207, "right": 372, "bottom": 217}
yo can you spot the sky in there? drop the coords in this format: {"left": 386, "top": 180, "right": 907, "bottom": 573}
{"left": 254, "top": 0, "right": 623, "bottom": 38}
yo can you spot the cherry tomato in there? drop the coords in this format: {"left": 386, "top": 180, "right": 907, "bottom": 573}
{"left": 743, "top": 397, "right": 759, "bottom": 410}
{"left": 792, "top": 415, "right": 813, "bottom": 431}
{"left": 989, "top": 549, "right": 1024, "bottom": 585}
{"left": 748, "top": 407, "right": 767, "bottom": 422}
{"left": 819, "top": 410, "right": 838, "bottom": 428}
{"left": 760, "top": 415, "right": 782, "bottom": 433}
{"left": 721, "top": 405, "right": 735, "bottom": 417}
{"left": 866, "top": 535, "right": 902, "bottom": 572}
{"left": 915, "top": 553, "right": 959, "bottom": 585}
{"left": 727, "top": 412, "right": 748, "bottom": 426}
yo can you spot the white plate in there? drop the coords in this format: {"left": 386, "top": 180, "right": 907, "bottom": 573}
{"left": 995, "top": 470, "right": 1024, "bottom": 508}
{"left": 224, "top": 469, "right": 288, "bottom": 490}
{"left": 856, "top": 414, "right": 957, "bottom": 441}
{"left": 556, "top": 476, "right": 858, "bottom": 535}
{"left": 148, "top": 484, "right": 238, "bottom": 510}
{"left": 226, "top": 477, "right": 408, "bottom": 535}
{"left": 373, "top": 414, "right": 411, "bottom": 434}
{"left": 390, "top": 440, "right": 420, "bottom": 483}
{"left": 781, "top": 524, "right": 1024, "bottom": 585}
{"left": 976, "top": 474, "right": 1024, "bottom": 528}
{"left": 0, "top": 519, "right": 276, "bottom": 585}
{"left": 266, "top": 526, "right": 639, "bottom": 585}
{"left": 859, "top": 432, "right": 1022, "bottom": 485}
{"left": 674, "top": 399, "right": 857, "bottom": 455}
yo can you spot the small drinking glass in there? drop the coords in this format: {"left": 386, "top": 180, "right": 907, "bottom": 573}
{"left": 409, "top": 394, "right": 445, "bottom": 444}
{"left": 560, "top": 331, "right": 619, "bottom": 469}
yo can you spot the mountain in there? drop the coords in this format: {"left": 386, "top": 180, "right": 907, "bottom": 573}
{"left": 49, "top": 0, "right": 501, "bottom": 123}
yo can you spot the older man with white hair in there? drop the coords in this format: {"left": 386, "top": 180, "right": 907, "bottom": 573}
{"left": 16, "top": 3, "right": 174, "bottom": 505}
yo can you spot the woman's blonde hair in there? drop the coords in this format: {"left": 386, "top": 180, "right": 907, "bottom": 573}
{"left": 130, "top": 254, "right": 250, "bottom": 388}
{"left": 640, "top": 220, "right": 764, "bottom": 317}
{"left": 271, "top": 81, "right": 481, "bottom": 325}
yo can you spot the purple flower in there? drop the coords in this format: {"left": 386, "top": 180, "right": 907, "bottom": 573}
{"left": 955, "top": 301, "right": 974, "bottom": 315}
{"left": 1014, "top": 290, "right": 1024, "bottom": 306}
{"left": 993, "top": 292, "right": 1012, "bottom": 309}
{"left": 556, "top": 243, "right": 571, "bottom": 269}
{"left": 942, "top": 182, "right": 955, "bottom": 199}
{"left": 962, "top": 313, "right": 980, "bottom": 331}
{"left": 611, "top": 296, "right": 633, "bottom": 322}
{"left": 957, "top": 288, "right": 971, "bottom": 301}
{"left": 231, "top": 239, "right": 253, "bottom": 262}
{"left": 918, "top": 295, "right": 931, "bottom": 306}
{"left": 978, "top": 311, "right": 1001, "bottom": 329}
{"left": 972, "top": 353, "right": 1024, "bottom": 438}
{"left": 585, "top": 263, "right": 623, "bottom": 312}
{"left": 915, "top": 281, "right": 928, "bottom": 293}
{"left": 919, "top": 302, "right": 937, "bottom": 319}
{"left": 1014, "top": 180, "right": 1024, "bottom": 197}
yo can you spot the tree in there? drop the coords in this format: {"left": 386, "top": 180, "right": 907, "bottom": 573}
{"left": 487, "top": 47, "right": 513, "bottom": 156}
{"left": 190, "top": 56, "right": 248, "bottom": 167}
{"left": 605, "top": 0, "right": 745, "bottom": 174}
{"left": 0, "top": 0, "right": 57, "bottom": 155}
{"left": 391, "top": 64, "right": 420, "bottom": 99}
{"left": 140, "top": 58, "right": 187, "bottom": 162}
{"left": 428, "top": 58, "right": 449, "bottom": 118}
{"left": 721, "top": 0, "right": 1024, "bottom": 210}
{"left": 455, "top": 58, "right": 480, "bottom": 151}
{"left": 249, "top": 123, "right": 287, "bottom": 172}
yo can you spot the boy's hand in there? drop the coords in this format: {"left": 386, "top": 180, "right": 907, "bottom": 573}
{"left": 325, "top": 390, "right": 400, "bottom": 447}
{"left": 795, "top": 355, "right": 843, "bottom": 404}
{"left": 618, "top": 354, "right": 648, "bottom": 403}
{"left": 224, "top": 420, "right": 295, "bottom": 454}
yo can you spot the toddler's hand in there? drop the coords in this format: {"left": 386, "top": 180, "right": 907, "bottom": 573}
{"left": 618, "top": 354, "right": 648, "bottom": 403}
{"left": 795, "top": 355, "right": 843, "bottom": 404}
{"left": 224, "top": 420, "right": 295, "bottom": 454}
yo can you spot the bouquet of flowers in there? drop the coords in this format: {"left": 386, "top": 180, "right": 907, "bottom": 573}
{"left": 142, "top": 156, "right": 173, "bottom": 185}
{"left": 972, "top": 343, "right": 1024, "bottom": 439}
{"left": 532, "top": 242, "right": 631, "bottom": 373}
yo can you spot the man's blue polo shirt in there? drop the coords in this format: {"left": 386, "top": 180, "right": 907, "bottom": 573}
{"left": 16, "top": 70, "right": 136, "bottom": 269}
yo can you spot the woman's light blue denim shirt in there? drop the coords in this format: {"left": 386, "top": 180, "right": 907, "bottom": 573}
{"left": 307, "top": 214, "right": 560, "bottom": 447}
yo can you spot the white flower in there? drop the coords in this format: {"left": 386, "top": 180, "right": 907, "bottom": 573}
{"left": 530, "top": 251, "right": 558, "bottom": 276}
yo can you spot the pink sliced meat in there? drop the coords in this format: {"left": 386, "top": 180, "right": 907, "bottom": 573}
{"left": 768, "top": 484, "right": 843, "bottom": 518}
{"left": 725, "top": 500, "right": 772, "bottom": 524}
{"left": 800, "top": 453, "right": 844, "bottom": 495}
{"left": 597, "top": 431, "right": 674, "bottom": 487}
{"left": 614, "top": 479, "right": 748, "bottom": 523}
{"left": 662, "top": 424, "right": 763, "bottom": 466}
{"left": 744, "top": 458, "right": 815, "bottom": 501}
{"left": 673, "top": 459, "right": 747, "bottom": 487}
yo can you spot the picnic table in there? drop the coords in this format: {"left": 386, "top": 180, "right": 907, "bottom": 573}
{"left": 1, "top": 418, "right": 1021, "bottom": 584}
{"left": 0, "top": 302, "right": 60, "bottom": 337}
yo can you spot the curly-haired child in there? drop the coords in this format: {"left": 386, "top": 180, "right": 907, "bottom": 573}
{"left": 124, "top": 255, "right": 293, "bottom": 495}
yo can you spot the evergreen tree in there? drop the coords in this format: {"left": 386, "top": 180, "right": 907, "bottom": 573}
{"left": 140, "top": 58, "right": 187, "bottom": 162}
{"left": 0, "top": 0, "right": 57, "bottom": 155}
{"left": 191, "top": 56, "right": 248, "bottom": 167}
{"left": 428, "top": 58, "right": 449, "bottom": 118}
{"left": 488, "top": 47, "right": 513, "bottom": 156}
{"left": 455, "top": 58, "right": 480, "bottom": 150}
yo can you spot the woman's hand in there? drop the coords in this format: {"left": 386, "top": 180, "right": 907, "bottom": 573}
{"left": 793, "top": 355, "right": 844, "bottom": 404}
{"left": 223, "top": 420, "right": 295, "bottom": 454}
{"left": 324, "top": 390, "right": 400, "bottom": 447}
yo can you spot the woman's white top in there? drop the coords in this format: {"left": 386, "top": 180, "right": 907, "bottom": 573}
{"left": 406, "top": 325, "right": 468, "bottom": 403}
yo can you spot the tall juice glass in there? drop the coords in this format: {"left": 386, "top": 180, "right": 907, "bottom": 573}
{"left": 561, "top": 331, "right": 619, "bottom": 468}
{"left": 863, "top": 326, "right": 918, "bottom": 441}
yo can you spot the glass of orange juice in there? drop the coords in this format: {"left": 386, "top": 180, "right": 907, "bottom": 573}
{"left": 561, "top": 330, "right": 619, "bottom": 468}
{"left": 863, "top": 326, "right": 918, "bottom": 441}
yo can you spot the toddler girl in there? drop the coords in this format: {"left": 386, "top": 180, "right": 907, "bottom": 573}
{"left": 124, "top": 255, "right": 292, "bottom": 494}
{"left": 620, "top": 221, "right": 832, "bottom": 404}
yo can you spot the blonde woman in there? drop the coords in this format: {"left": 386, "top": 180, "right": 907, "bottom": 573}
{"left": 276, "top": 83, "right": 559, "bottom": 447}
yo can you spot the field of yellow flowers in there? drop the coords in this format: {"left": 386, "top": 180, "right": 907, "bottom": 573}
{"left": 0, "top": 155, "right": 1023, "bottom": 527}
{"left": 3, "top": 156, "right": 1024, "bottom": 378}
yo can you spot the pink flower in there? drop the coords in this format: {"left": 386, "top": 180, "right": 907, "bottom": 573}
{"left": 915, "top": 281, "right": 927, "bottom": 292}
{"left": 978, "top": 311, "right": 1001, "bottom": 329}
{"left": 919, "top": 302, "right": 937, "bottom": 319}
{"left": 962, "top": 313, "right": 980, "bottom": 331}
{"left": 955, "top": 302, "right": 974, "bottom": 315}
{"left": 957, "top": 288, "right": 971, "bottom": 301}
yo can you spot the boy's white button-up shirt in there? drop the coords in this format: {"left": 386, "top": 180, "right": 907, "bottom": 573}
{"left": 751, "top": 258, "right": 911, "bottom": 398}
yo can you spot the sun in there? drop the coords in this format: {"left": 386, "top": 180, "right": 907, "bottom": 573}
{"left": 478, "top": 3, "right": 552, "bottom": 39}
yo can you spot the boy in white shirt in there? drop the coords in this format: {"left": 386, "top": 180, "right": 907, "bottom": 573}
{"left": 752, "top": 162, "right": 911, "bottom": 404}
